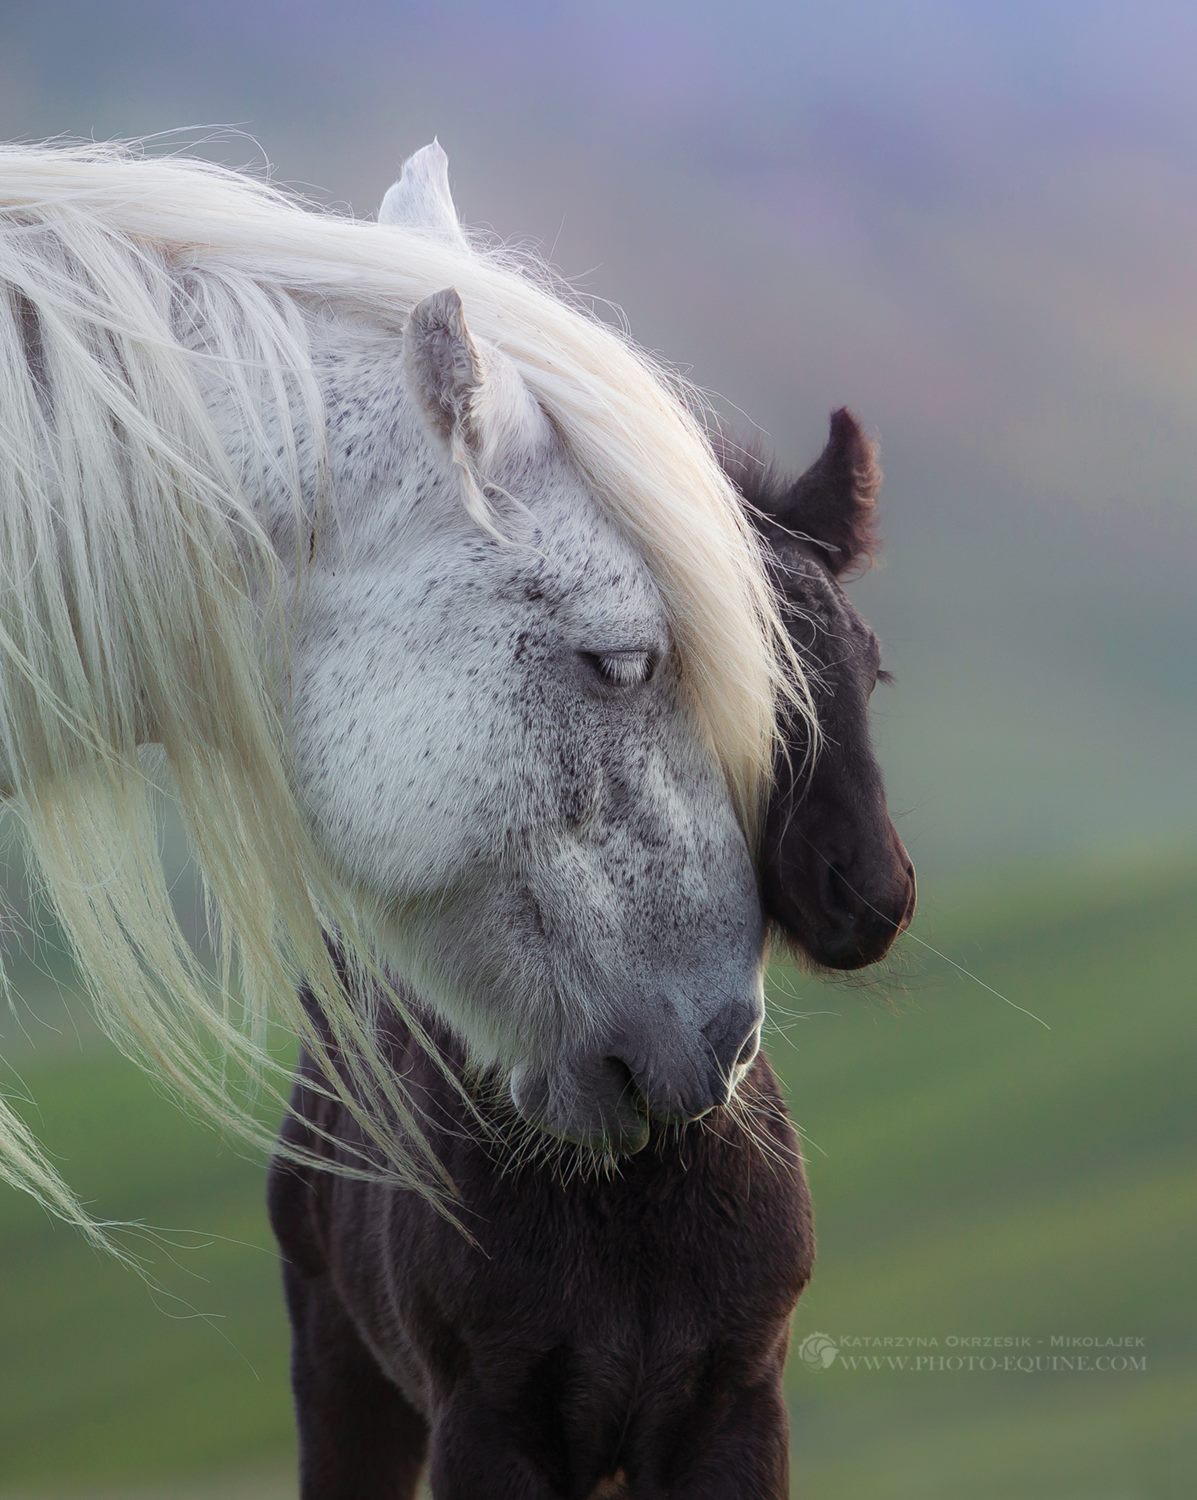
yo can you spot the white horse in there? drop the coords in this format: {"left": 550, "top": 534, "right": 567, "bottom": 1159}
{"left": 0, "top": 141, "right": 814, "bottom": 1242}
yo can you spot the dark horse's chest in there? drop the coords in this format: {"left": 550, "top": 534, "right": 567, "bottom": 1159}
{"left": 269, "top": 1009, "right": 813, "bottom": 1498}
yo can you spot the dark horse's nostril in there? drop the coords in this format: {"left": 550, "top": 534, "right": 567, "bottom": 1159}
{"left": 823, "top": 862, "right": 856, "bottom": 924}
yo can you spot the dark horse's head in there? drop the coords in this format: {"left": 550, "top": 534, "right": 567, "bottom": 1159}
{"left": 731, "top": 410, "right": 915, "bottom": 970}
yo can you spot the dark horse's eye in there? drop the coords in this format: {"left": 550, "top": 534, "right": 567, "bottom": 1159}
{"left": 580, "top": 650, "right": 656, "bottom": 687}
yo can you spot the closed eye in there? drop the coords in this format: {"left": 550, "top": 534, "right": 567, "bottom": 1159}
{"left": 580, "top": 650, "right": 656, "bottom": 686}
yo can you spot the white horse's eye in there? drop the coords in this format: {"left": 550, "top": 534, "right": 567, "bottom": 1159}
{"left": 581, "top": 650, "right": 656, "bottom": 687}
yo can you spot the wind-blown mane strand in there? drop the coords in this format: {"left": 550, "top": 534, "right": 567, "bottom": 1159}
{"left": 0, "top": 140, "right": 814, "bottom": 1242}
{"left": 0, "top": 143, "right": 453, "bottom": 1241}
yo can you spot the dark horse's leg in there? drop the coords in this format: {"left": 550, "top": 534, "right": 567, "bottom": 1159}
{"left": 663, "top": 1364, "right": 790, "bottom": 1500}
{"left": 427, "top": 1388, "right": 565, "bottom": 1500}
{"left": 282, "top": 1259, "right": 429, "bottom": 1500}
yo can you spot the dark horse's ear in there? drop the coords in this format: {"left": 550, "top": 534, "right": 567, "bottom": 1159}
{"left": 771, "top": 409, "right": 881, "bottom": 577}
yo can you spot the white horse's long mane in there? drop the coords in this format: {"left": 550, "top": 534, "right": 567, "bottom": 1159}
{"left": 0, "top": 139, "right": 813, "bottom": 1245}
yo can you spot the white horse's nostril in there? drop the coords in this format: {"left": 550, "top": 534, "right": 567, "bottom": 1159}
{"left": 702, "top": 1003, "right": 764, "bottom": 1081}
{"left": 736, "top": 1025, "right": 762, "bottom": 1071}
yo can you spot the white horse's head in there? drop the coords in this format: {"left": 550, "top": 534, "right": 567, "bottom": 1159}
{"left": 0, "top": 141, "right": 802, "bottom": 1233}
{"left": 273, "top": 176, "right": 767, "bottom": 1147}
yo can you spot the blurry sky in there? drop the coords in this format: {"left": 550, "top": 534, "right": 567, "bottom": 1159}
{"left": 2, "top": 0, "right": 1193, "bottom": 884}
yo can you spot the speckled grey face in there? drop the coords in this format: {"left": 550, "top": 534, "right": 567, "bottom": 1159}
{"left": 253, "top": 293, "right": 765, "bottom": 1152}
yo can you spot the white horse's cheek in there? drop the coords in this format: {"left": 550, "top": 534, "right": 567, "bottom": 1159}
{"left": 284, "top": 572, "right": 532, "bottom": 903}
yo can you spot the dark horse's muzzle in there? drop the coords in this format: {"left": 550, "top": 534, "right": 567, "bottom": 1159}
{"left": 764, "top": 815, "right": 916, "bottom": 971}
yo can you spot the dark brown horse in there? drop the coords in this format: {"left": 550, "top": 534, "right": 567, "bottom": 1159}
{"left": 268, "top": 410, "right": 914, "bottom": 1499}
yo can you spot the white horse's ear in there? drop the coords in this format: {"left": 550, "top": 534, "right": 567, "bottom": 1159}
{"left": 403, "top": 287, "right": 483, "bottom": 446}
{"left": 405, "top": 289, "right": 551, "bottom": 483}
{"left": 379, "top": 141, "right": 470, "bottom": 252}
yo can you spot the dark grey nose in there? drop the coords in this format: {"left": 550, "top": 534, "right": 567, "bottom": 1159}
{"left": 611, "top": 997, "right": 762, "bottom": 1126}
{"left": 510, "top": 993, "right": 765, "bottom": 1151}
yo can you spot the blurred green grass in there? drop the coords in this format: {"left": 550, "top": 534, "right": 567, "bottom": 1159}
{"left": 1, "top": 850, "right": 1192, "bottom": 1498}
